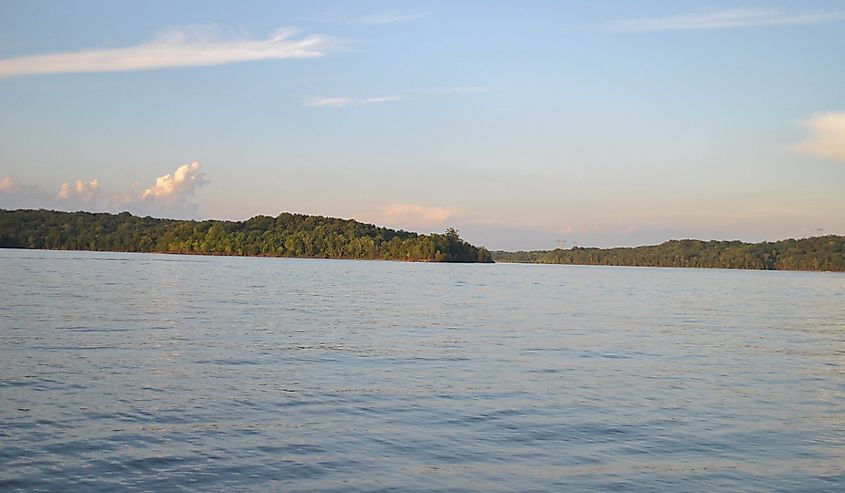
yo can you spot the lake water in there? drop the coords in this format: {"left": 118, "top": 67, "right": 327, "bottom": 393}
{"left": 1, "top": 249, "right": 844, "bottom": 492}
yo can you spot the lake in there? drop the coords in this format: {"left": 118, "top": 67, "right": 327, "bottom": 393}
{"left": 1, "top": 249, "right": 843, "bottom": 492}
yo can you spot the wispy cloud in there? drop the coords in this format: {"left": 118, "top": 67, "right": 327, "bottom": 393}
{"left": 608, "top": 8, "right": 845, "bottom": 32}
{"left": 0, "top": 26, "right": 333, "bottom": 78}
{"left": 367, "top": 204, "right": 461, "bottom": 230}
{"left": 794, "top": 112, "right": 845, "bottom": 162}
{"left": 0, "top": 177, "right": 52, "bottom": 210}
{"left": 304, "top": 85, "right": 487, "bottom": 108}
{"left": 303, "top": 96, "right": 404, "bottom": 108}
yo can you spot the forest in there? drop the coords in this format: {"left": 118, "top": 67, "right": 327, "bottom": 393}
{"left": 4, "top": 209, "right": 843, "bottom": 270}
{"left": 0, "top": 209, "right": 492, "bottom": 263}
{"left": 492, "top": 237, "right": 845, "bottom": 272}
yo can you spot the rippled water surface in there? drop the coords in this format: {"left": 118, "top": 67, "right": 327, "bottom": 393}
{"left": 1, "top": 249, "right": 844, "bottom": 492}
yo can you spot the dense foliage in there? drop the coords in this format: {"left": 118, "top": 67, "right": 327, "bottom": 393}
{"left": 490, "top": 250, "right": 547, "bottom": 264}
{"left": 0, "top": 209, "right": 492, "bottom": 263}
{"left": 493, "top": 237, "right": 845, "bottom": 271}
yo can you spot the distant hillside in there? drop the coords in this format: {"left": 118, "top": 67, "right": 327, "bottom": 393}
{"left": 492, "top": 237, "right": 845, "bottom": 272}
{"left": 0, "top": 209, "right": 492, "bottom": 263}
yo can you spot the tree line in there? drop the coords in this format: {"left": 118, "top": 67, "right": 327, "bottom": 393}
{"left": 492, "top": 237, "right": 845, "bottom": 272}
{"left": 0, "top": 209, "right": 492, "bottom": 263}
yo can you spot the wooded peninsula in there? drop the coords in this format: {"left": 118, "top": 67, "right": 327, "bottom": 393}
{"left": 2, "top": 209, "right": 843, "bottom": 271}
{"left": 0, "top": 209, "right": 492, "bottom": 263}
{"left": 492, "top": 236, "right": 845, "bottom": 272}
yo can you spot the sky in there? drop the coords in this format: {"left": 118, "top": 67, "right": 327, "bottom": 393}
{"left": 0, "top": 0, "right": 843, "bottom": 250}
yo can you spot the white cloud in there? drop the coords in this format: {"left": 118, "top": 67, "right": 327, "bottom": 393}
{"left": 794, "top": 112, "right": 845, "bottom": 162}
{"left": 57, "top": 179, "right": 100, "bottom": 201}
{"left": 141, "top": 162, "right": 207, "bottom": 203}
{"left": 0, "top": 26, "right": 333, "bottom": 78}
{"left": 304, "top": 96, "right": 404, "bottom": 107}
{"left": 0, "top": 162, "right": 208, "bottom": 217}
{"left": 608, "top": 9, "right": 845, "bottom": 32}
{"left": 304, "top": 86, "right": 486, "bottom": 108}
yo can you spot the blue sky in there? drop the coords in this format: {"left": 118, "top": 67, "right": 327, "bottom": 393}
{"left": 1, "top": 1, "right": 844, "bottom": 249}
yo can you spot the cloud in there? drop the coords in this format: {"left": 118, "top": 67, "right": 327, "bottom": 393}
{"left": 608, "top": 8, "right": 845, "bottom": 32}
{"left": 0, "top": 176, "right": 53, "bottom": 209}
{"left": 57, "top": 179, "right": 99, "bottom": 202}
{"left": 373, "top": 204, "right": 460, "bottom": 230}
{"left": 303, "top": 84, "right": 488, "bottom": 108}
{"left": 0, "top": 162, "right": 208, "bottom": 217}
{"left": 794, "top": 112, "right": 845, "bottom": 162}
{"left": 303, "top": 96, "right": 403, "bottom": 107}
{"left": 141, "top": 162, "right": 207, "bottom": 203}
{"left": 0, "top": 26, "right": 333, "bottom": 78}
{"left": 131, "top": 162, "right": 207, "bottom": 217}
{"left": 303, "top": 87, "right": 486, "bottom": 108}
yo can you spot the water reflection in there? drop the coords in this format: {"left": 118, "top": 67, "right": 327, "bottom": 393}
{"left": 1, "top": 250, "right": 843, "bottom": 492}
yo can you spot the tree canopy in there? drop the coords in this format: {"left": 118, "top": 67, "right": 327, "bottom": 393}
{"left": 492, "top": 237, "right": 845, "bottom": 272}
{"left": 0, "top": 209, "right": 492, "bottom": 263}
